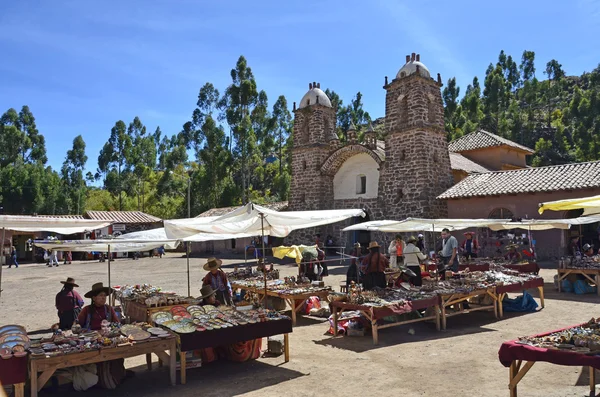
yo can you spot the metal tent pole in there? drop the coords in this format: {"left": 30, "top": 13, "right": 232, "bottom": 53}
{"left": 260, "top": 212, "right": 268, "bottom": 308}
{"left": 186, "top": 242, "right": 191, "bottom": 297}
{"left": 107, "top": 244, "right": 112, "bottom": 304}
{"left": 0, "top": 227, "right": 5, "bottom": 297}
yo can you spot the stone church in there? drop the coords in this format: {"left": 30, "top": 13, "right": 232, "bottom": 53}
{"left": 289, "top": 53, "right": 453, "bottom": 246}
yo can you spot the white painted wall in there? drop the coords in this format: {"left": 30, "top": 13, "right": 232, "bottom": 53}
{"left": 333, "top": 153, "right": 379, "bottom": 199}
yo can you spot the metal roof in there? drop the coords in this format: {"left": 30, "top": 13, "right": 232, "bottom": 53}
{"left": 84, "top": 211, "right": 162, "bottom": 224}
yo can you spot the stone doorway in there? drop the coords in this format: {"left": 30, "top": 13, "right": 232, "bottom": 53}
{"left": 348, "top": 211, "right": 371, "bottom": 254}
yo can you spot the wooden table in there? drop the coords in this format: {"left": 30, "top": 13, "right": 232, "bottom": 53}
{"left": 231, "top": 283, "right": 331, "bottom": 325}
{"left": 495, "top": 278, "right": 545, "bottom": 318}
{"left": 118, "top": 300, "right": 193, "bottom": 323}
{"left": 29, "top": 337, "right": 177, "bottom": 397}
{"left": 330, "top": 296, "right": 440, "bottom": 345}
{"left": 557, "top": 268, "right": 600, "bottom": 296}
{"left": 176, "top": 318, "right": 293, "bottom": 385}
{"left": 438, "top": 288, "right": 498, "bottom": 330}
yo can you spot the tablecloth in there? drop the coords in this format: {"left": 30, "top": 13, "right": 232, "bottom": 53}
{"left": 0, "top": 355, "right": 28, "bottom": 384}
{"left": 498, "top": 323, "right": 600, "bottom": 368}
{"left": 330, "top": 296, "right": 439, "bottom": 320}
{"left": 503, "top": 262, "right": 540, "bottom": 274}
{"left": 496, "top": 277, "right": 544, "bottom": 294}
{"left": 178, "top": 318, "right": 293, "bottom": 351}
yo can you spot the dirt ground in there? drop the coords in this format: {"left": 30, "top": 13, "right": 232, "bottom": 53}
{"left": 1, "top": 254, "right": 599, "bottom": 397}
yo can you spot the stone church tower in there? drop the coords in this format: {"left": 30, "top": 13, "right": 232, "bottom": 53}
{"left": 378, "top": 53, "right": 452, "bottom": 219}
{"left": 289, "top": 82, "right": 338, "bottom": 211}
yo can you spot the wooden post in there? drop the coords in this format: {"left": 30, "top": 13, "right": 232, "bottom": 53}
{"left": 107, "top": 244, "right": 111, "bottom": 293}
{"left": 146, "top": 353, "right": 152, "bottom": 370}
{"left": 284, "top": 333, "right": 290, "bottom": 363}
{"left": 590, "top": 366, "right": 596, "bottom": 397}
{"left": 538, "top": 286, "right": 545, "bottom": 308}
{"left": 0, "top": 227, "right": 4, "bottom": 297}
{"left": 169, "top": 341, "right": 176, "bottom": 386}
{"left": 509, "top": 361, "right": 518, "bottom": 397}
{"left": 186, "top": 242, "right": 191, "bottom": 297}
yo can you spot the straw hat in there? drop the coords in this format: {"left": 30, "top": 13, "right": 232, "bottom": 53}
{"left": 203, "top": 257, "right": 223, "bottom": 271}
{"left": 505, "top": 244, "right": 519, "bottom": 251}
{"left": 463, "top": 232, "right": 475, "bottom": 236}
{"left": 407, "top": 236, "right": 417, "bottom": 244}
{"left": 353, "top": 242, "right": 361, "bottom": 247}
{"left": 60, "top": 277, "right": 79, "bottom": 288}
{"left": 84, "top": 282, "right": 114, "bottom": 298}
{"left": 199, "top": 285, "right": 217, "bottom": 300}
{"left": 367, "top": 241, "right": 380, "bottom": 249}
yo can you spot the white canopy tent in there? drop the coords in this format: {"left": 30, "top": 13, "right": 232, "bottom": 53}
{"left": 165, "top": 203, "right": 366, "bottom": 304}
{"left": 538, "top": 194, "right": 600, "bottom": 216}
{"left": 164, "top": 203, "right": 366, "bottom": 240}
{"left": 342, "top": 218, "right": 511, "bottom": 233}
{"left": 0, "top": 215, "right": 112, "bottom": 297}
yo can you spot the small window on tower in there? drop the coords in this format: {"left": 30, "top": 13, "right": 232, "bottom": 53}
{"left": 356, "top": 175, "right": 367, "bottom": 195}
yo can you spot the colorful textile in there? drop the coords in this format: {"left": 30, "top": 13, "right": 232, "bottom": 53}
{"left": 272, "top": 245, "right": 318, "bottom": 264}
{"left": 56, "top": 289, "right": 84, "bottom": 313}
{"left": 203, "top": 270, "right": 232, "bottom": 297}
{"left": 224, "top": 339, "right": 262, "bottom": 362}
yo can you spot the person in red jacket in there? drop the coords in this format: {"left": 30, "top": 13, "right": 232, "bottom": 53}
{"left": 461, "top": 232, "right": 478, "bottom": 260}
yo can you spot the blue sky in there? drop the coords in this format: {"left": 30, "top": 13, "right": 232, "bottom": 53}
{"left": 1, "top": 0, "right": 599, "bottom": 175}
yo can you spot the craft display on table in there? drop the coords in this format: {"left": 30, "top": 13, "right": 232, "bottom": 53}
{"left": 331, "top": 284, "right": 441, "bottom": 345}
{"left": 232, "top": 279, "right": 332, "bottom": 325}
{"left": 499, "top": 318, "right": 600, "bottom": 397}
{"left": 226, "top": 267, "right": 280, "bottom": 281}
{"left": 561, "top": 255, "right": 600, "bottom": 269}
{"left": 557, "top": 257, "right": 600, "bottom": 296}
{"left": 115, "top": 284, "right": 198, "bottom": 307}
{"left": 152, "top": 305, "right": 288, "bottom": 334}
{"left": 27, "top": 321, "right": 169, "bottom": 358}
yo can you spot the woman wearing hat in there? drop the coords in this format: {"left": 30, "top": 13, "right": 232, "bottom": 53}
{"left": 77, "top": 283, "right": 120, "bottom": 330}
{"left": 198, "top": 285, "right": 221, "bottom": 307}
{"left": 55, "top": 277, "right": 84, "bottom": 330}
{"left": 360, "top": 241, "right": 389, "bottom": 290}
{"left": 504, "top": 244, "right": 522, "bottom": 263}
{"left": 202, "top": 257, "right": 233, "bottom": 306}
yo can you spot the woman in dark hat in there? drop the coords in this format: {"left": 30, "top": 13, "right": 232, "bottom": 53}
{"left": 198, "top": 285, "right": 221, "bottom": 307}
{"left": 346, "top": 242, "right": 362, "bottom": 286}
{"left": 202, "top": 257, "right": 233, "bottom": 306}
{"left": 77, "top": 282, "right": 120, "bottom": 330}
{"left": 361, "top": 241, "right": 389, "bottom": 290}
{"left": 55, "top": 277, "right": 84, "bottom": 330}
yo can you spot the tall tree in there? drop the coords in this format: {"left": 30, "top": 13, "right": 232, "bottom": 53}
{"left": 62, "top": 135, "right": 88, "bottom": 214}
{"left": 97, "top": 120, "right": 132, "bottom": 210}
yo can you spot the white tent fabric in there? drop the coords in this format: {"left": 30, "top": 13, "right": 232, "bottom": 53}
{"left": 488, "top": 215, "right": 600, "bottom": 231}
{"left": 33, "top": 238, "right": 179, "bottom": 253}
{"left": 0, "top": 215, "right": 111, "bottom": 234}
{"left": 538, "top": 194, "right": 600, "bottom": 216}
{"left": 343, "top": 218, "right": 510, "bottom": 233}
{"left": 115, "top": 228, "right": 179, "bottom": 249}
{"left": 164, "top": 203, "right": 366, "bottom": 240}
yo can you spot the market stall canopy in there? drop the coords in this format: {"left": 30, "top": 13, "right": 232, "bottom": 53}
{"left": 0, "top": 215, "right": 111, "bottom": 234}
{"left": 115, "top": 228, "right": 179, "bottom": 250}
{"left": 33, "top": 237, "right": 179, "bottom": 253}
{"left": 342, "top": 218, "right": 510, "bottom": 233}
{"left": 488, "top": 215, "right": 600, "bottom": 231}
{"left": 164, "top": 203, "right": 366, "bottom": 240}
{"left": 538, "top": 194, "right": 600, "bottom": 216}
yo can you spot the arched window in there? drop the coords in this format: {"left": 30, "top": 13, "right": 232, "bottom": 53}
{"left": 489, "top": 208, "right": 514, "bottom": 220}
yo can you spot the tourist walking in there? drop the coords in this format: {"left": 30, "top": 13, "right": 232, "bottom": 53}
{"left": 9, "top": 246, "right": 18, "bottom": 268}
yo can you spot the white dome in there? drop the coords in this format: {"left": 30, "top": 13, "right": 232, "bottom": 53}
{"left": 396, "top": 60, "right": 431, "bottom": 79}
{"left": 298, "top": 86, "right": 332, "bottom": 109}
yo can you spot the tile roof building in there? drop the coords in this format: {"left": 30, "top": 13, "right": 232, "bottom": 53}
{"left": 84, "top": 211, "right": 161, "bottom": 224}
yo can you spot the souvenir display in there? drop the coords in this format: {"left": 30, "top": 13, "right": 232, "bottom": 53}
{"left": 26, "top": 322, "right": 170, "bottom": 357}
{"left": 561, "top": 255, "right": 600, "bottom": 269}
{"left": 226, "top": 267, "right": 280, "bottom": 281}
{"left": 345, "top": 282, "right": 436, "bottom": 307}
{"left": 233, "top": 279, "right": 332, "bottom": 295}
{"left": 115, "top": 284, "right": 199, "bottom": 308}
{"left": 421, "top": 271, "right": 541, "bottom": 295}
{"left": 0, "top": 324, "right": 30, "bottom": 356}
{"left": 516, "top": 318, "right": 600, "bottom": 351}
{"left": 154, "top": 304, "right": 289, "bottom": 334}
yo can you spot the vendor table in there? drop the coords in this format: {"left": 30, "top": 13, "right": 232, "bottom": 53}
{"left": 499, "top": 324, "right": 599, "bottom": 397}
{"left": 0, "top": 355, "right": 27, "bottom": 397}
{"left": 120, "top": 300, "right": 188, "bottom": 323}
{"left": 557, "top": 268, "right": 600, "bottom": 296}
{"left": 438, "top": 288, "right": 498, "bottom": 330}
{"left": 231, "top": 282, "right": 331, "bottom": 326}
{"left": 496, "top": 278, "right": 545, "bottom": 318}
{"left": 29, "top": 337, "right": 177, "bottom": 397}
{"left": 176, "top": 318, "right": 293, "bottom": 384}
{"left": 330, "top": 297, "right": 440, "bottom": 345}
{"left": 503, "top": 262, "right": 540, "bottom": 275}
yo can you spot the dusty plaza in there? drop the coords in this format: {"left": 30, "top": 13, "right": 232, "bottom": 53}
{"left": 1, "top": 254, "right": 599, "bottom": 397}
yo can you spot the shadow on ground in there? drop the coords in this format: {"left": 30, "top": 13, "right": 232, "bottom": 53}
{"left": 36, "top": 359, "right": 305, "bottom": 397}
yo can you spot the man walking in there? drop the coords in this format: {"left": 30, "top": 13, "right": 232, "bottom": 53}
{"left": 439, "top": 228, "right": 459, "bottom": 276}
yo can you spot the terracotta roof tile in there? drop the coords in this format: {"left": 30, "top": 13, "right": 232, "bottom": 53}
{"left": 84, "top": 211, "right": 161, "bottom": 223}
{"left": 196, "top": 202, "right": 289, "bottom": 218}
{"left": 449, "top": 152, "right": 490, "bottom": 174}
{"left": 438, "top": 161, "right": 600, "bottom": 199}
{"left": 449, "top": 130, "right": 534, "bottom": 154}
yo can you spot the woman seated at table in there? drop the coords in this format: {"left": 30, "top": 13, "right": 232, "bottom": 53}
{"left": 505, "top": 245, "right": 522, "bottom": 263}
{"left": 77, "top": 282, "right": 128, "bottom": 389}
{"left": 198, "top": 285, "right": 221, "bottom": 307}
{"left": 202, "top": 257, "right": 233, "bottom": 306}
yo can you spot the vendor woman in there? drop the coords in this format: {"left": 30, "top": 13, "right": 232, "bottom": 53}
{"left": 55, "top": 277, "right": 84, "bottom": 330}
{"left": 361, "top": 241, "right": 389, "bottom": 290}
{"left": 202, "top": 257, "right": 233, "bottom": 306}
{"left": 78, "top": 282, "right": 127, "bottom": 389}
{"left": 78, "top": 282, "right": 120, "bottom": 330}
{"left": 198, "top": 285, "right": 221, "bottom": 306}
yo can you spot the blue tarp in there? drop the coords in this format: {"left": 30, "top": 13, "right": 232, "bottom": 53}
{"left": 502, "top": 291, "right": 539, "bottom": 312}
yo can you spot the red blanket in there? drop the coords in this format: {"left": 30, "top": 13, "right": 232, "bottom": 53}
{"left": 496, "top": 277, "right": 544, "bottom": 294}
{"left": 0, "top": 355, "right": 28, "bottom": 385}
{"left": 498, "top": 323, "right": 600, "bottom": 368}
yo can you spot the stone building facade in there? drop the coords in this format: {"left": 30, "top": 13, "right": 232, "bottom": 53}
{"left": 288, "top": 53, "right": 453, "bottom": 247}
